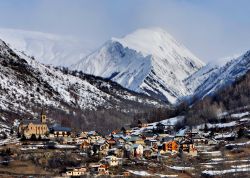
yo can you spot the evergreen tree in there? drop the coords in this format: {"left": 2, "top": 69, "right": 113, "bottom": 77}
{"left": 237, "top": 127, "right": 245, "bottom": 138}
{"left": 20, "top": 134, "right": 26, "bottom": 141}
{"left": 30, "top": 134, "right": 37, "bottom": 141}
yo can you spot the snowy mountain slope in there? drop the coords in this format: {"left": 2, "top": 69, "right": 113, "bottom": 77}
{"left": 188, "top": 50, "right": 250, "bottom": 99}
{"left": 0, "top": 28, "right": 92, "bottom": 67}
{"left": 184, "top": 54, "right": 243, "bottom": 94}
{"left": 184, "top": 63, "right": 219, "bottom": 94}
{"left": 0, "top": 39, "right": 163, "bottom": 129}
{"left": 72, "top": 28, "right": 204, "bottom": 103}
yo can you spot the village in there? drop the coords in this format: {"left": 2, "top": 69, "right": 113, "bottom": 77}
{"left": 0, "top": 110, "right": 249, "bottom": 177}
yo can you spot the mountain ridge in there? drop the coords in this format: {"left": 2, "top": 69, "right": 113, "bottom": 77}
{"left": 0, "top": 38, "right": 164, "bottom": 131}
{"left": 0, "top": 28, "right": 93, "bottom": 67}
{"left": 186, "top": 50, "right": 250, "bottom": 102}
{"left": 72, "top": 28, "right": 204, "bottom": 103}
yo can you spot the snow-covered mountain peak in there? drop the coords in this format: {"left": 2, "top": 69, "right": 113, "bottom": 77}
{"left": 112, "top": 27, "right": 203, "bottom": 65}
{"left": 0, "top": 38, "right": 164, "bottom": 130}
{"left": 0, "top": 28, "right": 93, "bottom": 67}
{"left": 0, "top": 39, "right": 17, "bottom": 56}
{"left": 111, "top": 27, "right": 176, "bottom": 58}
{"left": 185, "top": 50, "right": 250, "bottom": 101}
{"left": 72, "top": 28, "right": 204, "bottom": 103}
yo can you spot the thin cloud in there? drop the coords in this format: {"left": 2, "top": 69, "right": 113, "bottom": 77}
{"left": 0, "top": 0, "right": 249, "bottom": 62}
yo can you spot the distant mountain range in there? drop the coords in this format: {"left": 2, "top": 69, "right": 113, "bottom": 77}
{"left": 71, "top": 28, "right": 250, "bottom": 104}
{"left": 0, "top": 39, "right": 163, "bottom": 131}
{"left": 185, "top": 51, "right": 250, "bottom": 101}
{"left": 0, "top": 28, "right": 93, "bottom": 67}
{"left": 71, "top": 28, "right": 204, "bottom": 103}
{"left": 1, "top": 27, "right": 250, "bottom": 130}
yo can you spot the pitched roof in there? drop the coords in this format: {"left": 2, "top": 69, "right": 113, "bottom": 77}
{"left": 192, "top": 134, "right": 205, "bottom": 139}
{"left": 138, "top": 119, "right": 148, "bottom": 124}
{"left": 142, "top": 132, "right": 157, "bottom": 137}
{"left": 22, "top": 119, "right": 42, "bottom": 125}
{"left": 156, "top": 122, "right": 165, "bottom": 126}
{"left": 121, "top": 126, "right": 131, "bottom": 130}
{"left": 127, "top": 136, "right": 140, "bottom": 142}
{"left": 51, "top": 126, "right": 71, "bottom": 132}
{"left": 161, "top": 136, "right": 173, "bottom": 142}
{"left": 132, "top": 144, "right": 142, "bottom": 148}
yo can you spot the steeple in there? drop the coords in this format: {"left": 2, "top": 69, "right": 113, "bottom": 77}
{"left": 41, "top": 109, "right": 46, "bottom": 123}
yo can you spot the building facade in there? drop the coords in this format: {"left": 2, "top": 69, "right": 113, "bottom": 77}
{"left": 18, "top": 111, "right": 49, "bottom": 138}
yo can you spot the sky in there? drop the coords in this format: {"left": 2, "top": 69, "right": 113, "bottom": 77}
{"left": 0, "top": 0, "right": 250, "bottom": 62}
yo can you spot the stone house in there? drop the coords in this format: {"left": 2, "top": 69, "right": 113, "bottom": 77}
{"left": 143, "top": 147, "right": 153, "bottom": 158}
{"left": 65, "top": 166, "right": 87, "bottom": 176}
{"left": 162, "top": 140, "right": 178, "bottom": 152}
{"left": 115, "top": 137, "right": 126, "bottom": 146}
{"left": 180, "top": 139, "right": 197, "bottom": 156}
{"left": 144, "top": 139, "right": 158, "bottom": 147}
{"left": 132, "top": 144, "right": 143, "bottom": 158}
{"left": 90, "top": 164, "right": 109, "bottom": 175}
{"left": 79, "top": 131, "right": 88, "bottom": 138}
{"left": 50, "top": 126, "right": 72, "bottom": 138}
{"left": 101, "top": 155, "right": 121, "bottom": 167}
{"left": 92, "top": 141, "right": 109, "bottom": 156}
{"left": 80, "top": 140, "right": 91, "bottom": 150}
{"left": 106, "top": 137, "right": 117, "bottom": 148}
{"left": 88, "top": 135, "right": 102, "bottom": 144}
{"left": 127, "top": 136, "right": 145, "bottom": 145}
{"left": 192, "top": 134, "right": 207, "bottom": 145}
{"left": 98, "top": 164, "right": 109, "bottom": 175}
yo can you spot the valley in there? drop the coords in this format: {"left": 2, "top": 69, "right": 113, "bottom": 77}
{"left": 0, "top": 26, "right": 249, "bottom": 177}
{"left": 0, "top": 108, "right": 249, "bottom": 177}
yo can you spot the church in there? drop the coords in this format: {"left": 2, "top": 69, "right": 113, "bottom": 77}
{"left": 18, "top": 111, "right": 49, "bottom": 138}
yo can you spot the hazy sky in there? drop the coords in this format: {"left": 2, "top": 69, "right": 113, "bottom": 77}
{"left": 0, "top": 0, "right": 250, "bottom": 62}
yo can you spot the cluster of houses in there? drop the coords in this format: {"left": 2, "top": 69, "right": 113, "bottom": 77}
{"left": 62, "top": 121, "right": 206, "bottom": 176}
{"left": 17, "top": 112, "right": 218, "bottom": 177}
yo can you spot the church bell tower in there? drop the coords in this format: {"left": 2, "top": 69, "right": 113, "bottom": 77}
{"left": 41, "top": 109, "right": 46, "bottom": 123}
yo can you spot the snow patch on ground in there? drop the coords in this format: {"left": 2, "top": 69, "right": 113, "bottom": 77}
{"left": 202, "top": 167, "right": 250, "bottom": 176}
{"left": 167, "top": 166, "right": 194, "bottom": 171}
{"left": 231, "top": 112, "right": 249, "bottom": 118}
{"left": 132, "top": 116, "right": 184, "bottom": 135}
{"left": 128, "top": 170, "right": 151, "bottom": 176}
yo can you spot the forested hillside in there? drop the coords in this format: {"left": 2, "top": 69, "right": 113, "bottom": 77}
{"left": 186, "top": 71, "right": 250, "bottom": 126}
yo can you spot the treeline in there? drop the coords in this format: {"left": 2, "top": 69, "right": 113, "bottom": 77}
{"left": 186, "top": 71, "right": 250, "bottom": 126}
{"left": 133, "top": 71, "right": 250, "bottom": 128}
{"left": 44, "top": 106, "right": 133, "bottom": 135}
{"left": 132, "top": 102, "right": 188, "bottom": 125}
